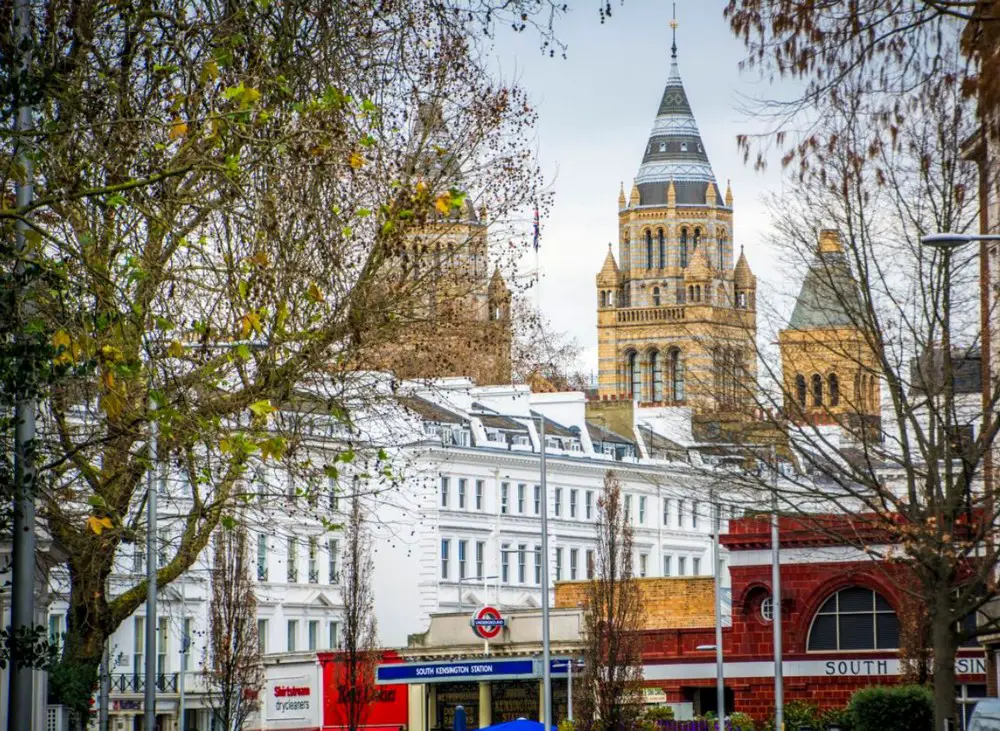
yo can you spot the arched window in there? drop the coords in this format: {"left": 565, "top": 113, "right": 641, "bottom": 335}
{"left": 807, "top": 587, "right": 899, "bottom": 651}
{"left": 669, "top": 349, "right": 684, "bottom": 402}
{"left": 600, "top": 291, "right": 608, "bottom": 308}
{"left": 658, "top": 229, "right": 666, "bottom": 268}
{"left": 650, "top": 351, "right": 664, "bottom": 402}
{"left": 687, "top": 285, "right": 694, "bottom": 302}
{"left": 718, "top": 232, "right": 726, "bottom": 269}
{"left": 828, "top": 374, "right": 840, "bottom": 407}
{"left": 856, "top": 372, "right": 865, "bottom": 409}
{"left": 627, "top": 352, "right": 640, "bottom": 400}
{"left": 795, "top": 374, "right": 807, "bottom": 407}
{"left": 695, "top": 285, "right": 701, "bottom": 302}
{"left": 737, "top": 292, "right": 747, "bottom": 308}
{"left": 812, "top": 374, "right": 823, "bottom": 406}
{"left": 680, "top": 228, "right": 689, "bottom": 268}
{"left": 693, "top": 228, "right": 701, "bottom": 246}
{"left": 869, "top": 377, "right": 877, "bottom": 410}
{"left": 645, "top": 230, "right": 653, "bottom": 270}
{"left": 652, "top": 287, "right": 661, "bottom": 306}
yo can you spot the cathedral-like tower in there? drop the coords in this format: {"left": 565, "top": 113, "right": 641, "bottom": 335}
{"left": 778, "top": 230, "right": 880, "bottom": 424}
{"left": 595, "top": 22, "right": 757, "bottom": 413}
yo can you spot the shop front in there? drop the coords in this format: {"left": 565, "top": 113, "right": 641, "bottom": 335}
{"left": 376, "top": 608, "right": 586, "bottom": 731}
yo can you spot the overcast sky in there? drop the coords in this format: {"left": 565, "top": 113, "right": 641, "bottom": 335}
{"left": 488, "top": 0, "right": 793, "bottom": 375}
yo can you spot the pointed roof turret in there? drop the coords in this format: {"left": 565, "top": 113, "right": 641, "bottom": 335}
{"left": 734, "top": 246, "right": 754, "bottom": 288}
{"left": 618, "top": 182, "right": 626, "bottom": 210}
{"left": 787, "top": 230, "right": 864, "bottom": 330}
{"left": 488, "top": 266, "right": 509, "bottom": 295}
{"left": 725, "top": 179, "right": 734, "bottom": 207}
{"left": 684, "top": 242, "right": 713, "bottom": 281}
{"left": 633, "top": 10, "right": 724, "bottom": 209}
{"left": 597, "top": 244, "right": 621, "bottom": 285}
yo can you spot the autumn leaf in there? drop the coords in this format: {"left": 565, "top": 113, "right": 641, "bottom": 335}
{"left": 306, "top": 282, "right": 325, "bottom": 303}
{"left": 167, "top": 340, "right": 185, "bottom": 357}
{"left": 86, "top": 516, "right": 114, "bottom": 536}
{"left": 240, "top": 312, "right": 262, "bottom": 338}
{"left": 169, "top": 119, "right": 188, "bottom": 140}
{"left": 348, "top": 151, "right": 364, "bottom": 169}
{"left": 249, "top": 400, "right": 275, "bottom": 418}
{"left": 434, "top": 193, "right": 452, "bottom": 214}
{"left": 52, "top": 330, "right": 74, "bottom": 365}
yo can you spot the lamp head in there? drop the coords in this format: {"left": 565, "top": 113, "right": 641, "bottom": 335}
{"left": 920, "top": 233, "right": 973, "bottom": 250}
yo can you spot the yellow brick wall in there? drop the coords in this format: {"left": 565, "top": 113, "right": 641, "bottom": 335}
{"left": 554, "top": 576, "right": 715, "bottom": 630}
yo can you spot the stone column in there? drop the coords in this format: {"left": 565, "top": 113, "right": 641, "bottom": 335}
{"left": 538, "top": 680, "right": 545, "bottom": 722}
{"left": 428, "top": 685, "right": 439, "bottom": 731}
{"left": 409, "top": 685, "right": 427, "bottom": 731}
{"left": 478, "top": 682, "right": 492, "bottom": 728}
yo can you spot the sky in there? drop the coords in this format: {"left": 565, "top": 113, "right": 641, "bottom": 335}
{"left": 487, "top": 0, "right": 792, "bottom": 375}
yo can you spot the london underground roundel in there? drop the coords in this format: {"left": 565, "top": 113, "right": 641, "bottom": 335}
{"left": 471, "top": 605, "right": 505, "bottom": 639}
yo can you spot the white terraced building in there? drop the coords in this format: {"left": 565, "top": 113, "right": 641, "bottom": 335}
{"left": 43, "top": 376, "right": 742, "bottom": 731}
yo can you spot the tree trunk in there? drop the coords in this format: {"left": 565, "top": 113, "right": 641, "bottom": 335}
{"left": 932, "top": 589, "right": 958, "bottom": 731}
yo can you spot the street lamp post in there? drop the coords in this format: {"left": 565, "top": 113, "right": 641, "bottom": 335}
{"left": 539, "top": 415, "right": 552, "bottom": 731}
{"left": 770, "top": 446, "right": 784, "bottom": 731}
{"left": 145, "top": 400, "right": 158, "bottom": 731}
{"left": 712, "top": 491, "right": 725, "bottom": 730}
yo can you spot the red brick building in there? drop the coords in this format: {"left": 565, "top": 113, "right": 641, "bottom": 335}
{"left": 638, "top": 517, "right": 989, "bottom": 726}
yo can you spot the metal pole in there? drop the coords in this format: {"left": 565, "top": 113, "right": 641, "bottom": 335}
{"left": 9, "top": 0, "right": 36, "bottom": 726}
{"left": 770, "top": 448, "right": 784, "bottom": 731}
{"left": 713, "top": 492, "right": 724, "bottom": 730}
{"left": 567, "top": 658, "right": 573, "bottom": 721}
{"left": 99, "top": 642, "right": 110, "bottom": 731}
{"left": 179, "top": 579, "right": 186, "bottom": 731}
{"left": 145, "top": 403, "right": 158, "bottom": 731}
{"left": 539, "top": 415, "right": 551, "bottom": 730}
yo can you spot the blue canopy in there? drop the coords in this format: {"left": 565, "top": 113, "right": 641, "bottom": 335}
{"left": 481, "top": 720, "right": 556, "bottom": 731}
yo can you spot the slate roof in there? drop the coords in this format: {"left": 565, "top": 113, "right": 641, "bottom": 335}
{"left": 787, "top": 250, "right": 864, "bottom": 330}
{"left": 586, "top": 421, "right": 635, "bottom": 446}
{"left": 471, "top": 403, "right": 529, "bottom": 432}
{"left": 909, "top": 347, "right": 982, "bottom": 395}
{"left": 632, "top": 39, "right": 724, "bottom": 209}
{"left": 530, "top": 411, "right": 578, "bottom": 440}
{"left": 397, "top": 395, "right": 467, "bottom": 425}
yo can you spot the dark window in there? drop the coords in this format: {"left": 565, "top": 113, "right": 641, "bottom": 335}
{"left": 653, "top": 287, "right": 661, "bottom": 306}
{"left": 680, "top": 228, "right": 688, "bottom": 267}
{"left": 807, "top": 587, "right": 899, "bottom": 651}
{"left": 795, "top": 374, "right": 807, "bottom": 407}
{"left": 645, "top": 230, "right": 653, "bottom": 270}
{"left": 669, "top": 349, "right": 684, "bottom": 401}
{"left": 812, "top": 373, "right": 823, "bottom": 406}
{"left": 651, "top": 351, "right": 663, "bottom": 402}
{"left": 628, "top": 352, "right": 640, "bottom": 399}
{"left": 828, "top": 373, "right": 840, "bottom": 407}
{"left": 658, "top": 229, "right": 666, "bottom": 268}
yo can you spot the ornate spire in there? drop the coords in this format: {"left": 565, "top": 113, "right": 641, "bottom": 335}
{"left": 618, "top": 181, "right": 626, "bottom": 210}
{"left": 725, "top": 179, "right": 734, "bottom": 207}
{"left": 670, "top": 2, "right": 678, "bottom": 61}
{"left": 632, "top": 5, "right": 724, "bottom": 210}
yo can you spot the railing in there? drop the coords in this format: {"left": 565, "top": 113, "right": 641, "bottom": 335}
{"left": 109, "top": 673, "right": 179, "bottom": 693}
{"left": 617, "top": 306, "right": 686, "bottom": 324}
{"left": 309, "top": 569, "right": 320, "bottom": 583}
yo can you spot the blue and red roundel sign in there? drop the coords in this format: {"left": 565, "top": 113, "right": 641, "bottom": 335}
{"left": 471, "top": 605, "right": 505, "bottom": 639}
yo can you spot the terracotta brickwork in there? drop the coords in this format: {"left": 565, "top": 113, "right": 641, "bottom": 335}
{"left": 554, "top": 576, "right": 715, "bottom": 630}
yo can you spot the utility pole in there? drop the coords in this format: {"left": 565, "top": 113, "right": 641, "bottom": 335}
{"left": 712, "top": 491, "right": 725, "bottom": 730}
{"left": 99, "top": 643, "right": 110, "bottom": 731}
{"left": 539, "top": 415, "right": 551, "bottom": 731}
{"left": 9, "top": 0, "right": 37, "bottom": 726}
{"left": 770, "top": 446, "right": 784, "bottom": 731}
{"left": 145, "top": 402, "right": 158, "bottom": 731}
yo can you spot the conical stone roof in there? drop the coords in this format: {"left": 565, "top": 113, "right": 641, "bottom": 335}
{"left": 734, "top": 248, "right": 754, "bottom": 288}
{"left": 634, "top": 31, "right": 723, "bottom": 209}
{"left": 596, "top": 245, "right": 621, "bottom": 285}
{"left": 788, "top": 231, "right": 864, "bottom": 330}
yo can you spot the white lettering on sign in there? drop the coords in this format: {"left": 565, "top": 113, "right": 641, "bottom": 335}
{"left": 825, "top": 660, "right": 890, "bottom": 676}
{"left": 957, "top": 657, "right": 987, "bottom": 675}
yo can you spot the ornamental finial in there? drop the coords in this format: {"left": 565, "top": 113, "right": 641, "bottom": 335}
{"left": 670, "top": 3, "right": 678, "bottom": 60}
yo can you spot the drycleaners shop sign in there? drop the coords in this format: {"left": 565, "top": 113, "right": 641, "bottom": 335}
{"left": 266, "top": 671, "right": 319, "bottom": 727}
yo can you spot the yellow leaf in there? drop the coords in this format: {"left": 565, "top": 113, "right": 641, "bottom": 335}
{"left": 348, "top": 151, "right": 364, "bottom": 169}
{"left": 86, "top": 516, "right": 114, "bottom": 535}
{"left": 169, "top": 119, "right": 188, "bottom": 140}
{"left": 103, "top": 371, "right": 115, "bottom": 389}
{"left": 249, "top": 400, "right": 275, "bottom": 418}
{"left": 167, "top": 340, "right": 185, "bottom": 358}
{"left": 434, "top": 193, "right": 451, "bottom": 214}
{"left": 249, "top": 251, "right": 270, "bottom": 268}
{"left": 52, "top": 330, "right": 74, "bottom": 365}
{"left": 201, "top": 60, "right": 220, "bottom": 82}
{"left": 306, "top": 282, "right": 325, "bottom": 303}
{"left": 102, "top": 390, "right": 124, "bottom": 419}
{"left": 415, "top": 180, "right": 428, "bottom": 196}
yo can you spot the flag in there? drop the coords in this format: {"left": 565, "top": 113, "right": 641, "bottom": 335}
{"left": 532, "top": 205, "right": 540, "bottom": 251}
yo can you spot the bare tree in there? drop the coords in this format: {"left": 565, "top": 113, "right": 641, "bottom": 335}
{"left": 205, "top": 528, "right": 264, "bottom": 731}
{"left": 577, "top": 472, "right": 644, "bottom": 731}
{"left": 510, "top": 296, "right": 590, "bottom": 391}
{"left": 335, "top": 494, "right": 380, "bottom": 731}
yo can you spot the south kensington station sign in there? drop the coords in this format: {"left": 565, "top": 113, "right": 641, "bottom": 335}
{"left": 375, "top": 658, "right": 578, "bottom": 685}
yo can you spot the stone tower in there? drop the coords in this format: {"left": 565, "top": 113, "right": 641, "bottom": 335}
{"left": 595, "top": 21, "right": 757, "bottom": 413}
{"left": 778, "top": 229, "right": 880, "bottom": 424}
{"left": 362, "top": 102, "right": 513, "bottom": 385}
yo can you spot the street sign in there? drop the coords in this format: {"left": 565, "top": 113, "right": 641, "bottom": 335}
{"left": 470, "top": 605, "right": 505, "bottom": 640}
{"left": 375, "top": 658, "right": 535, "bottom": 685}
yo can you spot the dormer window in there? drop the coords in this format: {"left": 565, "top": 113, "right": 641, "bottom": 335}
{"left": 658, "top": 142, "right": 666, "bottom": 152}
{"left": 680, "top": 142, "right": 688, "bottom": 152}
{"left": 697, "top": 143, "right": 703, "bottom": 152}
